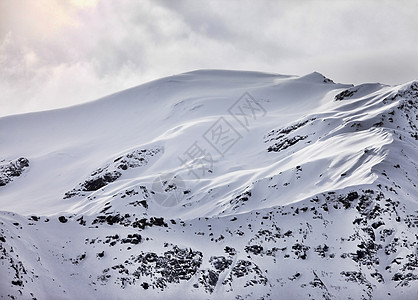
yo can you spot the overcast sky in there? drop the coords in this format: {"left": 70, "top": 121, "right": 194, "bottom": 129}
{"left": 1, "top": 0, "right": 417, "bottom": 117}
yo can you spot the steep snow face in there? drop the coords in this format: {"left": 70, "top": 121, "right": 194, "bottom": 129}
{"left": 0, "top": 70, "right": 417, "bottom": 299}
{"left": 0, "top": 70, "right": 352, "bottom": 216}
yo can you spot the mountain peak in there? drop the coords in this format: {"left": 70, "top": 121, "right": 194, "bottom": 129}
{"left": 298, "top": 71, "right": 335, "bottom": 83}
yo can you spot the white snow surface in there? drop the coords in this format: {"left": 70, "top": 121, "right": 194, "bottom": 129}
{"left": 0, "top": 70, "right": 417, "bottom": 299}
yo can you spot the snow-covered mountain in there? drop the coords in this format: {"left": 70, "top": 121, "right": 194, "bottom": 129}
{"left": 0, "top": 70, "right": 417, "bottom": 299}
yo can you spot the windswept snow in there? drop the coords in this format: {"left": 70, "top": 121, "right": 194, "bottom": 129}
{"left": 0, "top": 70, "right": 417, "bottom": 299}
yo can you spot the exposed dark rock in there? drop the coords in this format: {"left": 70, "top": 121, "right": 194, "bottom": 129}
{"left": 141, "top": 282, "right": 149, "bottom": 289}
{"left": 267, "top": 135, "right": 308, "bottom": 152}
{"left": 11, "top": 280, "right": 23, "bottom": 286}
{"left": 223, "top": 260, "right": 268, "bottom": 288}
{"left": 58, "top": 216, "right": 68, "bottom": 223}
{"left": 124, "top": 246, "right": 203, "bottom": 289}
{"left": 335, "top": 88, "right": 357, "bottom": 101}
{"left": 121, "top": 234, "right": 142, "bottom": 245}
{"left": 0, "top": 157, "right": 30, "bottom": 187}
{"left": 314, "top": 244, "right": 329, "bottom": 258}
{"left": 264, "top": 118, "right": 315, "bottom": 142}
{"left": 82, "top": 171, "right": 122, "bottom": 192}
{"left": 245, "top": 245, "right": 264, "bottom": 255}
{"left": 64, "top": 148, "right": 161, "bottom": 198}
{"left": 224, "top": 246, "right": 237, "bottom": 256}
{"left": 210, "top": 256, "right": 232, "bottom": 272}
{"left": 292, "top": 243, "right": 310, "bottom": 260}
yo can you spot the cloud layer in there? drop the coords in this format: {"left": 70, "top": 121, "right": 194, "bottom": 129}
{"left": 1, "top": 0, "right": 418, "bottom": 116}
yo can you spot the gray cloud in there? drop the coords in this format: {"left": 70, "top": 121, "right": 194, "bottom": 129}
{"left": 1, "top": 0, "right": 417, "bottom": 116}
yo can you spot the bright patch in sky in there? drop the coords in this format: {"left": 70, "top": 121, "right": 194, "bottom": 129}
{"left": 0, "top": 0, "right": 417, "bottom": 117}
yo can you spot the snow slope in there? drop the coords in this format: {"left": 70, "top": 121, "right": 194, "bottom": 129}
{"left": 0, "top": 70, "right": 417, "bottom": 299}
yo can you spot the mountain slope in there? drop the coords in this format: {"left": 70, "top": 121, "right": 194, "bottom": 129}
{"left": 0, "top": 70, "right": 417, "bottom": 299}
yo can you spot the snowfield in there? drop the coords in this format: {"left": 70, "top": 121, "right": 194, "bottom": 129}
{"left": 0, "top": 70, "right": 417, "bottom": 299}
